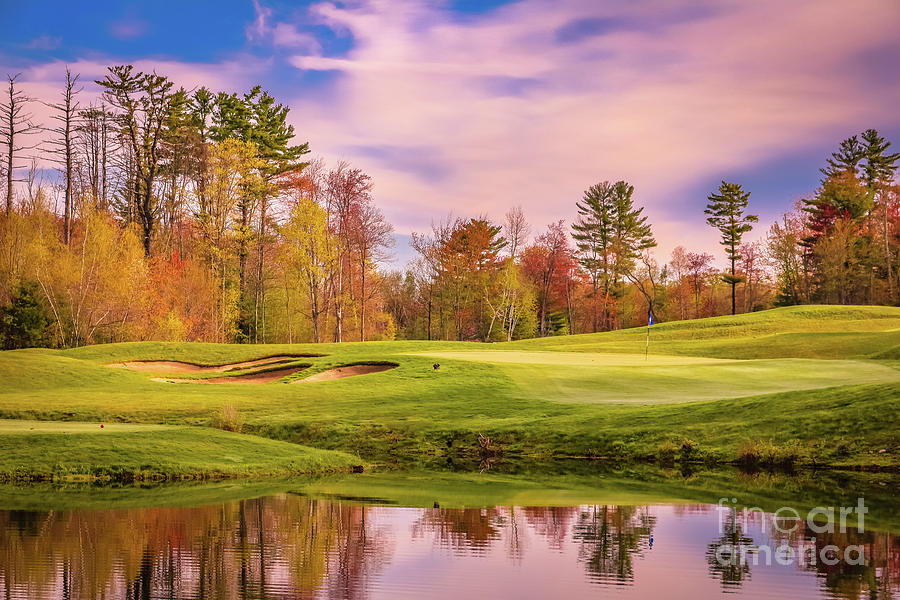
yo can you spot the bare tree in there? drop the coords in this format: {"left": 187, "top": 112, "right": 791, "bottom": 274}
{"left": 1, "top": 74, "right": 41, "bottom": 214}
{"left": 351, "top": 200, "right": 394, "bottom": 341}
{"left": 97, "top": 65, "right": 175, "bottom": 255}
{"left": 325, "top": 161, "right": 373, "bottom": 342}
{"left": 504, "top": 205, "right": 530, "bottom": 260}
{"left": 502, "top": 205, "right": 530, "bottom": 334}
{"left": 45, "top": 68, "right": 81, "bottom": 244}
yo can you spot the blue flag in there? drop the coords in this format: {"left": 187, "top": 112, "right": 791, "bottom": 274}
{"left": 648, "top": 312, "right": 654, "bottom": 326}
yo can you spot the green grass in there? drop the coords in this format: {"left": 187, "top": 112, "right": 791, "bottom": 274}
{"left": 0, "top": 304, "right": 898, "bottom": 478}
{"left": 0, "top": 419, "right": 361, "bottom": 482}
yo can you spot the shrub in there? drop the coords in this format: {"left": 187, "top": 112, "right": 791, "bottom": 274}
{"left": 657, "top": 440, "right": 678, "bottom": 465}
{"left": 680, "top": 438, "right": 698, "bottom": 462}
{"left": 737, "top": 439, "right": 804, "bottom": 469}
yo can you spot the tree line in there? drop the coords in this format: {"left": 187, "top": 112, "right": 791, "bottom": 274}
{"left": 0, "top": 65, "right": 897, "bottom": 347}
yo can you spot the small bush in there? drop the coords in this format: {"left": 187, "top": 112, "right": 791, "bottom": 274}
{"left": 737, "top": 439, "right": 804, "bottom": 469}
{"left": 680, "top": 438, "right": 698, "bottom": 462}
{"left": 212, "top": 404, "right": 243, "bottom": 433}
{"left": 657, "top": 440, "right": 678, "bottom": 465}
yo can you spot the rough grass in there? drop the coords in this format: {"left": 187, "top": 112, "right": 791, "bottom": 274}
{"left": 0, "top": 305, "right": 898, "bottom": 474}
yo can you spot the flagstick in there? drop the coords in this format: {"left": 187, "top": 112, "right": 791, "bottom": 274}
{"left": 644, "top": 313, "right": 653, "bottom": 361}
{"left": 645, "top": 318, "right": 650, "bottom": 361}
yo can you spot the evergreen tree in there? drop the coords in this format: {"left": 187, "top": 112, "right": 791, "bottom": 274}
{"left": 210, "top": 86, "right": 310, "bottom": 341}
{"left": 861, "top": 129, "right": 900, "bottom": 299}
{"left": 705, "top": 181, "right": 757, "bottom": 315}
{"left": 571, "top": 180, "right": 654, "bottom": 330}
{"left": 572, "top": 182, "right": 613, "bottom": 331}
{"left": 820, "top": 134, "right": 865, "bottom": 181}
{"left": 0, "top": 282, "right": 50, "bottom": 349}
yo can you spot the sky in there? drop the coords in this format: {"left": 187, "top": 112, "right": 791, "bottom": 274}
{"left": 3, "top": 0, "right": 900, "bottom": 268}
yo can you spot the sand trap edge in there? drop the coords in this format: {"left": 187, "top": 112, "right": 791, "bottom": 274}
{"left": 293, "top": 363, "right": 398, "bottom": 383}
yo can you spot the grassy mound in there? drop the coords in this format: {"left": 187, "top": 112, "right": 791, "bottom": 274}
{"left": 0, "top": 420, "right": 361, "bottom": 482}
{"left": 510, "top": 304, "right": 900, "bottom": 359}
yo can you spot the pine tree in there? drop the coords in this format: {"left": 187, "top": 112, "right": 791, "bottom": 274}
{"left": 821, "top": 134, "right": 865, "bottom": 181}
{"left": 861, "top": 129, "right": 900, "bottom": 300}
{"left": 210, "top": 86, "right": 309, "bottom": 342}
{"left": 571, "top": 180, "right": 654, "bottom": 330}
{"left": 705, "top": 181, "right": 757, "bottom": 315}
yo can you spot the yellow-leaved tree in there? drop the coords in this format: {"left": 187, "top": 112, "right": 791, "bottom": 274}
{"left": 281, "top": 196, "right": 337, "bottom": 343}
{"left": 197, "top": 138, "right": 264, "bottom": 342}
{"left": 32, "top": 206, "right": 146, "bottom": 346}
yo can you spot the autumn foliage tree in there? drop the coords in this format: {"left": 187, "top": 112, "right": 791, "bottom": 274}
{"left": 2, "top": 61, "right": 899, "bottom": 348}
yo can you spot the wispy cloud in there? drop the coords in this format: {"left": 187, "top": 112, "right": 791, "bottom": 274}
{"left": 245, "top": 0, "right": 272, "bottom": 43}
{"left": 272, "top": 23, "right": 321, "bottom": 53}
{"left": 25, "top": 35, "right": 62, "bottom": 51}
{"left": 109, "top": 18, "right": 149, "bottom": 40}
{"left": 247, "top": 1, "right": 322, "bottom": 53}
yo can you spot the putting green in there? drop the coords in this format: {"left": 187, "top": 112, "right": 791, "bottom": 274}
{"left": 418, "top": 350, "right": 729, "bottom": 366}
{"left": 420, "top": 351, "right": 900, "bottom": 404}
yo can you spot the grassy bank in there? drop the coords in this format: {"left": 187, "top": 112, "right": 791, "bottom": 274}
{"left": 0, "top": 305, "right": 898, "bottom": 473}
{"left": 0, "top": 420, "right": 361, "bottom": 482}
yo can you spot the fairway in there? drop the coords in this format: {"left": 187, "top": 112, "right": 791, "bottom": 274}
{"left": 0, "top": 419, "right": 171, "bottom": 433}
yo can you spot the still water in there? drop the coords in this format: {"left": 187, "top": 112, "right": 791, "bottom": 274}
{"left": 1, "top": 492, "right": 897, "bottom": 599}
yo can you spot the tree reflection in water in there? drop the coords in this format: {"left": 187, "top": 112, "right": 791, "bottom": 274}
{"left": 571, "top": 505, "right": 655, "bottom": 583}
{"left": 705, "top": 507, "right": 900, "bottom": 599}
{"left": 0, "top": 497, "right": 897, "bottom": 599}
{"left": 0, "top": 496, "right": 393, "bottom": 599}
{"left": 705, "top": 509, "right": 755, "bottom": 588}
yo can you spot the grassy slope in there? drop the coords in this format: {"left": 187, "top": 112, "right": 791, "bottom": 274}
{"left": 0, "top": 305, "right": 898, "bottom": 474}
{"left": 0, "top": 420, "right": 360, "bottom": 481}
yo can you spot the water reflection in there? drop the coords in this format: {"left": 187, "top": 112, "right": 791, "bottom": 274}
{"left": 572, "top": 505, "right": 654, "bottom": 583}
{"left": 0, "top": 495, "right": 897, "bottom": 599}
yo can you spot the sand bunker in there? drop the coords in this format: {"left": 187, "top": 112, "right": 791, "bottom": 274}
{"left": 151, "top": 366, "right": 305, "bottom": 385}
{"left": 297, "top": 364, "right": 395, "bottom": 382}
{"left": 108, "top": 355, "right": 319, "bottom": 374}
{"left": 295, "top": 364, "right": 397, "bottom": 383}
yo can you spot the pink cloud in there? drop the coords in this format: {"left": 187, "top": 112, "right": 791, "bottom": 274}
{"left": 286, "top": 0, "right": 900, "bottom": 262}
{"left": 272, "top": 23, "right": 321, "bottom": 53}
{"left": 0, "top": 55, "right": 270, "bottom": 179}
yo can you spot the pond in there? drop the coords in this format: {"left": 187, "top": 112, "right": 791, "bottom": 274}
{"left": 0, "top": 470, "right": 898, "bottom": 599}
